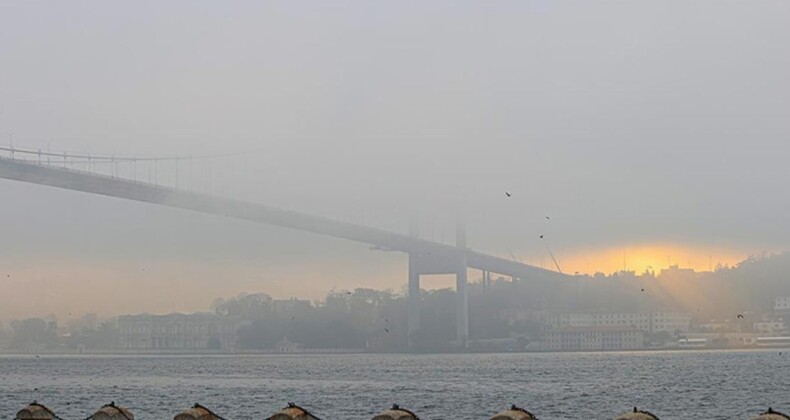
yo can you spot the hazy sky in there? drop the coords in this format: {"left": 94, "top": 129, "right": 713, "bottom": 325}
{"left": 1, "top": 1, "right": 789, "bottom": 320}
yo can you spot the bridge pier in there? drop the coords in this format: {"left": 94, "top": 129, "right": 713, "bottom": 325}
{"left": 407, "top": 253, "right": 421, "bottom": 347}
{"left": 407, "top": 251, "right": 469, "bottom": 349}
{"left": 456, "top": 255, "right": 469, "bottom": 348}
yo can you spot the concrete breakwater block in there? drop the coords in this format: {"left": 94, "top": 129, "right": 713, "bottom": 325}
{"left": 16, "top": 402, "right": 57, "bottom": 420}
{"left": 174, "top": 404, "right": 224, "bottom": 420}
{"left": 614, "top": 407, "right": 660, "bottom": 420}
{"left": 91, "top": 402, "right": 134, "bottom": 420}
{"left": 490, "top": 405, "right": 537, "bottom": 420}
{"left": 371, "top": 404, "right": 419, "bottom": 420}
{"left": 753, "top": 407, "right": 790, "bottom": 420}
{"left": 13, "top": 401, "right": 790, "bottom": 419}
{"left": 266, "top": 403, "right": 321, "bottom": 420}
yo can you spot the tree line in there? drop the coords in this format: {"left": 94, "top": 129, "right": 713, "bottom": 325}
{"left": 2, "top": 252, "right": 789, "bottom": 352}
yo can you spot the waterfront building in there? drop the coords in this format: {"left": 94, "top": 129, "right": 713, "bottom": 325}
{"left": 538, "top": 327, "right": 644, "bottom": 351}
{"left": 275, "top": 337, "right": 302, "bottom": 353}
{"left": 118, "top": 313, "right": 240, "bottom": 351}
{"left": 545, "top": 312, "right": 691, "bottom": 334}
{"left": 775, "top": 296, "right": 790, "bottom": 311}
{"left": 273, "top": 298, "right": 313, "bottom": 317}
{"left": 681, "top": 332, "right": 759, "bottom": 347}
{"left": 678, "top": 338, "right": 707, "bottom": 348}
{"left": 753, "top": 320, "right": 786, "bottom": 335}
{"left": 698, "top": 320, "right": 737, "bottom": 332}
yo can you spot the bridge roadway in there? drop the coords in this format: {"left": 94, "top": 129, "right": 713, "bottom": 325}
{"left": 0, "top": 156, "right": 564, "bottom": 348}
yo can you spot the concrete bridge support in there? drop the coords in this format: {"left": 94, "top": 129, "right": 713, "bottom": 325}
{"left": 407, "top": 251, "right": 469, "bottom": 349}
{"left": 407, "top": 254, "right": 421, "bottom": 347}
{"left": 455, "top": 258, "right": 469, "bottom": 348}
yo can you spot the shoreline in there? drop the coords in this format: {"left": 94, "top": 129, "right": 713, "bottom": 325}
{"left": 1, "top": 345, "right": 787, "bottom": 357}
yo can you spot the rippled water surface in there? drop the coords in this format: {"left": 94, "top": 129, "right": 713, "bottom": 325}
{"left": 1, "top": 351, "right": 788, "bottom": 419}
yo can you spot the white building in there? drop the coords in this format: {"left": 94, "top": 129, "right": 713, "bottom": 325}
{"left": 275, "top": 337, "right": 301, "bottom": 353}
{"left": 753, "top": 321, "right": 786, "bottom": 335}
{"left": 118, "top": 313, "right": 240, "bottom": 351}
{"left": 273, "top": 298, "right": 312, "bottom": 317}
{"left": 539, "top": 327, "right": 644, "bottom": 351}
{"left": 651, "top": 312, "right": 692, "bottom": 334}
{"left": 546, "top": 312, "right": 690, "bottom": 334}
{"left": 775, "top": 296, "right": 790, "bottom": 311}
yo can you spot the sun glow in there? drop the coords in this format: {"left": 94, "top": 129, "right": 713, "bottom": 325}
{"left": 557, "top": 244, "right": 749, "bottom": 275}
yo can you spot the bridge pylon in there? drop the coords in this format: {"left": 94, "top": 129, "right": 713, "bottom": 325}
{"left": 407, "top": 252, "right": 421, "bottom": 348}
{"left": 407, "top": 250, "right": 469, "bottom": 349}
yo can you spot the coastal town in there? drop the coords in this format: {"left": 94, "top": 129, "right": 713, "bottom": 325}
{"left": 3, "top": 259, "right": 789, "bottom": 354}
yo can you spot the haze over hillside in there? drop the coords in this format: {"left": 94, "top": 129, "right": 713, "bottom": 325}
{"left": 1, "top": 0, "right": 789, "bottom": 320}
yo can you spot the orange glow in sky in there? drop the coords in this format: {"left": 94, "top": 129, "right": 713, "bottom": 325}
{"left": 553, "top": 244, "right": 750, "bottom": 275}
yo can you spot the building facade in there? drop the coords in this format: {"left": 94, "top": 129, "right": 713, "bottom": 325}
{"left": 273, "top": 298, "right": 313, "bottom": 317}
{"left": 539, "top": 327, "right": 645, "bottom": 351}
{"left": 545, "top": 312, "right": 690, "bottom": 334}
{"left": 753, "top": 320, "right": 786, "bottom": 335}
{"left": 118, "top": 313, "right": 240, "bottom": 351}
{"left": 776, "top": 296, "right": 790, "bottom": 311}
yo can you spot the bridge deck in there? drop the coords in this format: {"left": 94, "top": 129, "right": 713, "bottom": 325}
{"left": 0, "top": 157, "right": 561, "bottom": 280}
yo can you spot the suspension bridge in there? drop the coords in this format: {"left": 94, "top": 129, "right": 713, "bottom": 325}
{"left": 0, "top": 144, "right": 565, "bottom": 348}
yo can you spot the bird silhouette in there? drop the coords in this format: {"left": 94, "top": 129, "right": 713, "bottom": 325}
{"left": 539, "top": 235, "right": 544, "bottom": 239}
{"left": 545, "top": 216, "right": 551, "bottom": 220}
{"left": 384, "top": 328, "right": 390, "bottom": 333}
{"left": 505, "top": 192, "right": 511, "bottom": 197}
{"left": 737, "top": 314, "right": 744, "bottom": 319}
{"left": 641, "top": 288, "right": 645, "bottom": 292}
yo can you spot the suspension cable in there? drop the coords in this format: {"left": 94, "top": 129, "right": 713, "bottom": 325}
{"left": 0, "top": 145, "right": 247, "bottom": 162}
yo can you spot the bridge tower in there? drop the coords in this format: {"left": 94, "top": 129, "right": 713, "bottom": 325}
{"left": 407, "top": 223, "right": 470, "bottom": 349}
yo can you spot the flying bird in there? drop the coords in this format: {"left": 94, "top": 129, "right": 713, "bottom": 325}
{"left": 539, "top": 235, "right": 544, "bottom": 239}
{"left": 505, "top": 192, "right": 511, "bottom": 197}
{"left": 641, "top": 288, "right": 645, "bottom": 292}
{"left": 545, "top": 216, "right": 551, "bottom": 220}
{"left": 384, "top": 328, "right": 390, "bottom": 333}
{"left": 737, "top": 314, "right": 744, "bottom": 319}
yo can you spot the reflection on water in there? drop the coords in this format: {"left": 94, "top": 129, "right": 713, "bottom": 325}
{"left": 0, "top": 350, "right": 787, "bottom": 419}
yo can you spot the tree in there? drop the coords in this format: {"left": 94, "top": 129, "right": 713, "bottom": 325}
{"left": 213, "top": 293, "right": 273, "bottom": 319}
{"left": 9, "top": 318, "right": 58, "bottom": 351}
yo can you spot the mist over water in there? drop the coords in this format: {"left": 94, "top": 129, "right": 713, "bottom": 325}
{"left": 2, "top": 1, "right": 790, "bottom": 319}
{"left": 2, "top": 1, "right": 790, "bottom": 418}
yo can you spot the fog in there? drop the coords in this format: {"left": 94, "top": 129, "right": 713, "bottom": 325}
{"left": 1, "top": 1, "right": 789, "bottom": 320}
